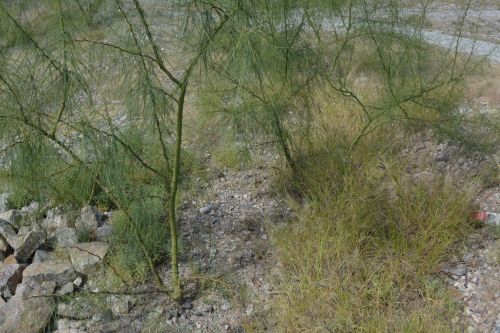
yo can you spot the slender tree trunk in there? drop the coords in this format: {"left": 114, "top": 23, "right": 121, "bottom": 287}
{"left": 272, "top": 111, "right": 297, "bottom": 174}
{"left": 168, "top": 82, "right": 188, "bottom": 301}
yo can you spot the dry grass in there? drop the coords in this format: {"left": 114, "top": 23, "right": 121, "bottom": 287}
{"left": 270, "top": 90, "right": 478, "bottom": 332}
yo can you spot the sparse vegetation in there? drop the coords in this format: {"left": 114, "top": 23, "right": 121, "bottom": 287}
{"left": 0, "top": 0, "right": 498, "bottom": 332}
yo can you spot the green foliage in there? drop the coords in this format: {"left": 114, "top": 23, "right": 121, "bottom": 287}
{"left": 109, "top": 197, "right": 169, "bottom": 283}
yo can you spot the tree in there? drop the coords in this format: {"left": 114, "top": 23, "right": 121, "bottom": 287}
{"left": 0, "top": 0, "right": 482, "bottom": 302}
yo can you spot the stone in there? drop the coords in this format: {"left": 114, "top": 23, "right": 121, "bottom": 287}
{"left": 17, "top": 226, "right": 31, "bottom": 237}
{"left": 55, "top": 318, "right": 85, "bottom": 331}
{"left": 199, "top": 205, "right": 212, "bottom": 214}
{"left": 73, "top": 277, "right": 83, "bottom": 287}
{"left": 52, "top": 328, "right": 87, "bottom": 333}
{"left": 3, "top": 288, "right": 12, "bottom": 299}
{"left": 14, "top": 231, "right": 45, "bottom": 262}
{"left": 0, "top": 294, "right": 54, "bottom": 333}
{"left": 107, "top": 295, "right": 132, "bottom": 315}
{"left": 449, "top": 266, "right": 467, "bottom": 277}
{"left": 57, "top": 297, "right": 99, "bottom": 319}
{"left": 69, "top": 242, "right": 108, "bottom": 274}
{"left": 0, "top": 210, "right": 23, "bottom": 227}
{"left": 20, "top": 202, "right": 39, "bottom": 214}
{"left": 0, "top": 193, "right": 8, "bottom": 214}
{"left": 0, "top": 236, "right": 9, "bottom": 252}
{"left": 0, "top": 219, "right": 18, "bottom": 248}
{"left": 75, "top": 206, "right": 103, "bottom": 236}
{"left": 57, "top": 282, "right": 74, "bottom": 295}
{"left": 96, "top": 225, "right": 113, "bottom": 242}
{"left": 0, "top": 263, "right": 25, "bottom": 294}
{"left": 42, "top": 210, "right": 69, "bottom": 237}
{"left": 16, "top": 280, "right": 56, "bottom": 298}
{"left": 3, "top": 255, "right": 17, "bottom": 264}
{"left": 23, "top": 260, "right": 77, "bottom": 287}
{"left": 51, "top": 228, "right": 78, "bottom": 247}
{"left": 33, "top": 249, "right": 53, "bottom": 263}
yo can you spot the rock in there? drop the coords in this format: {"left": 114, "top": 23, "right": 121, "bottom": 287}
{"left": 107, "top": 295, "right": 132, "bottom": 315}
{"left": 57, "top": 282, "right": 74, "bottom": 295}
{"left": 0, "top": 219, "right": 18, "bottom": 248}
{"left": 23, "top": 260, "right": 77, "bottom": 286}
{"left": 16, "top": 280, "right": 56, "bottom": 298}
{"left": 42, "top": 210, "right": 69, "bottom": 237}
{"left": 0, "top": 294, "right": 54, "bottom": 332}
{"left": 194, "top": 303, "right": 214, "bottom": 315}
{"left": 0, "top": 252, "right": 4, "bottom": 262}
{"left": 17, "top": 226, "right": 30, "bottom": 237}
{"left": 199, "top": 205, "right": 212, "bottom": 214}
{"left": 3, "top": 288, "right": 12, "bottom": 299}
{"left": 73, "top": 277, "right": 83, "bottom": 287}
{"left": 3, "top": 255, "right": 17, "bottom": 264}
{"left": 57, "top": 297, "right": 99, "bottom": 319}
{"left": 33, "top": 249, "right": 53, "bottom": 263}
{"left": 0, "top": 263, "right": 25, "bottom": 294}
{"left": 55, "top": 318, "right": 86, "bottom": 331}
{"left": 0, "top": 296, "right": 4, "bottom": 306}
{"left": 75, "top": 206, "right": 103, "bottom": 236}
{"left": 0, "top": 210, "right": 23, "bottom": 227}
{"left": 52, "top": 329, "right": 87, "bottom": 333}
{"left": 0, "top": 236, "right": 10, "bottom": 252}
{"left": 14, "top": 231, "right": 45, "bottom": 262}
{"left": 96, "top": 225, "right": 113, "bottom": 242}
{"left": 20, "top": 202, "right": 39, "bottom": 214}
{"left": 69, "top": 242, "right": 108, "bottom": 274}
{"left": 51, "top": 228, "right": 78, "bottom": 247}
{"left": 0, "top": 193, "right": 8, "bottom": 214}
{"left": 182, "top": 301, "right": 193, "bottom": 310}
{"left": 447, "top": 266, "right": 467, "bottom": 277}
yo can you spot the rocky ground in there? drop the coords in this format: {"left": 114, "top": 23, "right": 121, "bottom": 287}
{"left": 0, "top": 161, "right": 290, "bottom": 333}
{"left": 443, "top": 188, "right": 500, "bottom": 333}
{"left": 405, "top": 1, "right": 500, "bottom": 45}
{"left": 403, "top": 131, "right": 500, "bottom": 333}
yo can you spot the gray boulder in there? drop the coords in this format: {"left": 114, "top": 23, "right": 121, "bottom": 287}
{"left": 22, "top": 260, "right": 77, "bottom": 287}
{"left": 15, "top": 280, "right": 56, "bottom": 299}
{"left": 0, "top": 293, "right": 54, "bottom": 333}
{"left": 96, "top": 225, "right": 113, "bottom": 242}
{"left": 14, "top": 231, "right": 45, "bottom": 262}
{"left": 0, "top": 193, "right": 8, "bottom": 214}
{"left": 69, "top": 242, "right": 108, "bottom": 274}
{"left": 33, "top": 249, "right": 55, "bottom": 263}
{"left": 0, "top": 263, "right": 26, "bottom": 295}
{"left": 51, "top": 227, "right": 78, "bottom": 248}
{"left": 57, "top": 297, "right": 100, "bottom": 320}
{"left": 107, "top": 295, "right": 133, "bottom": 315}
{"left": 0, "top": 236, "right": 10, "bottom": 252}
{"left": 75, "top": 206, "right": 103, "bottom": 236}
{"left": 42, "top": 209, "right": 69, "bottom": 237}
{"left": 0, "top": 210, "right": 23, "bottom": 227}
{"left": 56, "top": 282, "right": 74, "bottom": 295}
{"left": 0, "top": 219, "right": 18, "bottom": 248}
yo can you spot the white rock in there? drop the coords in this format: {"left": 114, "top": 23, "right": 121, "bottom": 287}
{"left": 73, "top": 277, "right": 83, "bottom": 287}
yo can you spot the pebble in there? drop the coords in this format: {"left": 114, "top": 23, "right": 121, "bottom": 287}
{"left": 199, "top": 206, "right": 212, "bottom": 215}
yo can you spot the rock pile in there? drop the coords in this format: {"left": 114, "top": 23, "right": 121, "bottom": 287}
{"left": 0, "top": 200, "right": 113, "bottom": 333}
